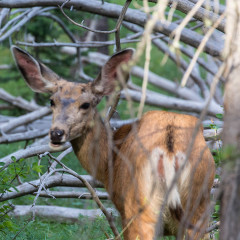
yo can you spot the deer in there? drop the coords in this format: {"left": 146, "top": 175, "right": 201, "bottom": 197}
{"left": 12, "top": 46, "right": 215, "bottom": 240}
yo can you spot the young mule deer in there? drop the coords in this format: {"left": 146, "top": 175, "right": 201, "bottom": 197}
{"left": 12, "top": 46, "right": 215, "bottom": 240}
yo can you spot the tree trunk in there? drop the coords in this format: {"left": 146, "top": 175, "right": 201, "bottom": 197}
{"left": 220, "top": 2, "right": 240, "bottom": 240}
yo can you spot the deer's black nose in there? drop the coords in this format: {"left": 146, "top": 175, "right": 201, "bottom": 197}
{"left": 50, "top": 129, "right": 65, "bottom": 143}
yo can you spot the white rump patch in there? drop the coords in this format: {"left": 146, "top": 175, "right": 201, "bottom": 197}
{"left": 175, "top": 152, "right": 190, "bottom": 187}
{"left": 150, "top": 148, "right": 182, "bottom": 209}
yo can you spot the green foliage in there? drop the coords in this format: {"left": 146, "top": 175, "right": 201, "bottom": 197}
{"left": 0, "top": 215, "right": 120, "bottom": 240}
{"left": 0, "top": 157, "right": 31, "bottom": 236}
{"left": 216, "top": 113, "right": 223, "bottom": 119}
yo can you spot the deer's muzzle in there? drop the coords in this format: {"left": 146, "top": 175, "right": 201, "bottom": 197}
{"left": 50, "top": 129, "right": 65, "bottom": 144}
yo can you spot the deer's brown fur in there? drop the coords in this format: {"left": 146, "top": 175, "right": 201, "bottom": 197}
{"left": 12, "top": 46, "right": 215, "bottom": 240}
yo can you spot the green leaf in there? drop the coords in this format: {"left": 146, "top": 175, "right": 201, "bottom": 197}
{"left": 32, "top": 163, "right": 43, "bottom": 173}
{"left": 215, "top": 204, "right": 220, "bottom": 212}
{"left": 216, "top": 114, "right": 223, "bottom": 119}
{"left": 11, "top": 156, "right": 17, "bottom": 162}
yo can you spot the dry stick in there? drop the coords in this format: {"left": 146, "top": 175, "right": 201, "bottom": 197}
{"left": 181, "top": 12, "right": 226, "bottom": 87}
{"left": 123, "top": 20, "right": 223, "bottom": 84}
{"left": 134, "top": 0, "right": 169, "bottom": 118}
{"left": 149, "top": 0, "right": 225, "bottom": 32}
{"left": 10, "top": 205, "right": 117, "bottom": 223}
{"left": 172, "top": 0, "right": 205, "bottom": 53}
{"left": 0, "top": 9, "right": 31, "bottom": 35}
{"left": 46, "top": 153, "right": 120, "bottom": 239}
{"left": 114, "top": 0, "right": 132, "bottom": 51}
{"left": 122, "top": 21, "right": 211, "bottom": 100}
{"left": 189, "top": 0, "right": 225, "bottom": 14}
{"left": 0, "top": 88, "right": 39, "bottom": 112}
{"left": 58, "top": 0, "right": 116, "bottom": 34}
{"left": 35, "top": 190, "right": 109, "bottom": 200}
{"left": 0, "top": 8, "right": 10, "bottom": 27}
{"left": 59, "top": 0, "right": 131, "bottom": 40}
{"left": 84, "top": 44, "right": 204, "bottom": 102}
{"left": 105, "top": 0, "right": 132, "bottom": 121}
{"left": 0, "top": 104, "right": 14, "bottom": 110}
{"left": 0, "top": 174, "right": 103, "bottom": 202}
{"left": 0, "top": 0, "right": 223, "bottom": 56}
{"left": 15, "top": 32, "right": 170, "bottom": 49}
{"left": 0, "top": 7, "right": 41, "bottom": 42}
{"left": 205, "top": 221, "right": 220, "bottom": 233}
{"left": 0, "top": 106, "right": 51, "bottom": 134}
{"left": 39, "top": 12, "right": 76, "bottom": 43}
{"left": 137, "top": 31, "right": 151, "bottom": 118}
{"left": 0, "top": 129, "right": 49, "bottom": 144}
{"left": 0, "top": 143, "right": 71, "bottom": 172}
{"left": 121, "top": 88, "right": 223, "bottom": 116}
{"left": 0, "top": 7, "right": 56, "bottom": 42}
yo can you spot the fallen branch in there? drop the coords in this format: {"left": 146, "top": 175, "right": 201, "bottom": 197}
{"left": 0, "top": 106, "right": 51, "bottom": 134}
{"left": 0, "top": 143, "right": 71, "bottom": 171}
{"left": 0, "top": 173, "right": 103, "bottom": 202}
{"left": 9, "top": 205, "right": 117, "bottom": 223}
{"left": 46, "top": 154, "right": 120, "bottom": 238}
{"left": 0, "top": 129, "right": 49, "bottom": 143}
{"left": 35, "top": 190, "right": 109, "bottom": 200}
{"left": 203, "top": 128, "right": 222, "bottom": 141}
{"left": 83, "top": 52, "right": 203, "bottom": 102}
{"left": 0, "top": 88, "right": 39, "bottom": 112}
{"left": 0, "top": 64, "right": 11, "bottom": 70}
{"left": 0, "top": 0, "right": 223, "bottom": 56}
{"left": 121, "top": 88, "right": 223, "bottom": 116}
{"left": 205, "top": 221, "right": 220, "bottom": 233}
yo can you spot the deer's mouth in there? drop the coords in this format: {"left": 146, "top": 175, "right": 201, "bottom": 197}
{"left": 49, "top": 141, "right": 66, "bottom": 151}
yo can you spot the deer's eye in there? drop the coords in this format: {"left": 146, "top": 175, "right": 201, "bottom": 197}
{"left": 80, "top": 102, "right": 90, "bottom": 110}
{"left": 50, "top": 99, "right": 55, "bottom": 107}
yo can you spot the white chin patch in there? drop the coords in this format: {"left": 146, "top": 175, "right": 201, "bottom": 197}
{"left": 49, "top": 142, "right": 66, "bottom": 151}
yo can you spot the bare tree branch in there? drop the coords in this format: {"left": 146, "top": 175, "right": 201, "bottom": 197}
{"left": 9, "top": 205, "right": 117, "bottom": 223}
{"left": 0, "top": 0, "right": 223, "bottom": 56}
{"left": 0, "top": 129, "right": 49, "bottom": 144}
{"left": 0, "top": 107, "right": 51, "bottom": 134}
{"left": 0, "top": 144, "right": 71, "bottom": 171}
{"left": 0, "top": 88, "right": 40, "bottom": 111}
{"left": 35, "top": 190, "right": 109, "bottom": 200}
{"left": 121, "top": 88, "right": 223, "bottom": 116}
{"left": 0, "top": 173, "right": 103, "bottom": 202}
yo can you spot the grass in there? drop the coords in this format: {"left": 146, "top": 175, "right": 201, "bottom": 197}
{"left": 1, "top": 215, "right": 120, "bottom": 240}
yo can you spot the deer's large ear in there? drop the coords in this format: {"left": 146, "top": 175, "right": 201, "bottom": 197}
{"left": 92, "top": 48, "right": 134, "bottom": 96}
{"left": 12, "top": 46, "right": 60, "bottom": 93}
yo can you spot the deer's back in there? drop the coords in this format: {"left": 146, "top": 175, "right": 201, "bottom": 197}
{"left": 112, "top": 111, "right": 215, "bottom": 234}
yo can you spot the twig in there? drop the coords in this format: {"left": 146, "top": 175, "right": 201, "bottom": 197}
{"left": 0, "top": 173, "right": 103, "bottom": 202}
{"left": 47, "top": 153, "right": 120, "bottom": 238}
{"left": 205, "top": 221, "right": 220, "bottom": 233}
{"left": 39, "top": 12, "right": 76, "bottom": 43}
{"left": 114, "top": 0, "right": 132, "bottom": 51}
{"left": 181, "top": 12, "right": 226, "bottom": 87}
{"left": 35, "top": 190, "right": 109, "bottom": 200}
{"left": 172, "top": 0, "right": 206, "bottom": 51}
{"left": 0, "top": 88, "right": 40, "bottom": 111}
{"left": 0, "top": 143, "right": 71, "bottom": 172}
{"left": 0, "top": 129, "right": 49, "bottom": 143}
{"left": 0, "top": 9, "right": 31, "bottom": 36}
{"left": 0, "top": 107, "right": 51, "bottom": 134}
{"left": 0, "top": 0, "right": 223, "bottom": 56}
{"left": 58, "top": 0, "right": 116, "bottom": 34}
{"left": 0, "top": 7, "right": 41, "bottom": 42}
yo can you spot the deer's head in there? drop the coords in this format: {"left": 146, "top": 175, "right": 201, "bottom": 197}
{"left": 12, "top": 46, "right": 134, "bottom": 150}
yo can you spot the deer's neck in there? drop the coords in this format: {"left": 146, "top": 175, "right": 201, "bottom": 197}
{"left": 70, "top": 115, "right": 109, "bottom": 186}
